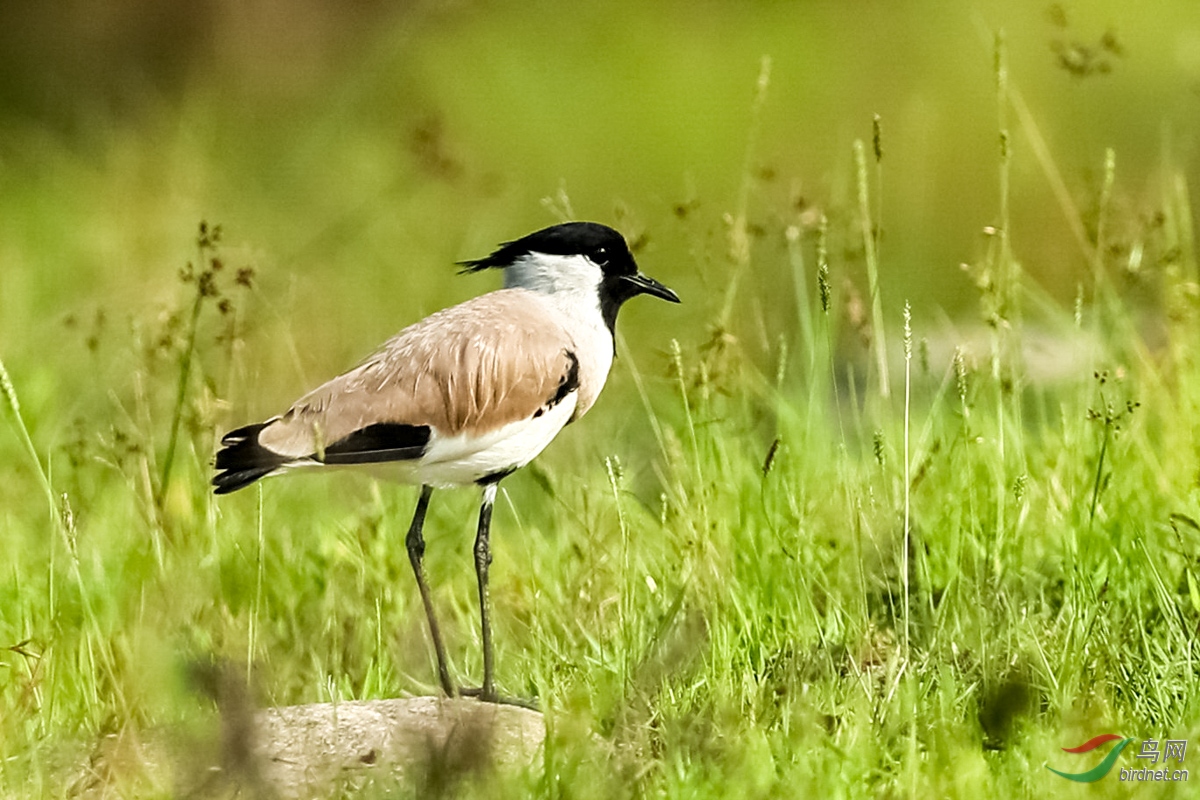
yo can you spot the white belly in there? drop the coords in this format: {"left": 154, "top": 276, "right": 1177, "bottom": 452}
{"left": 359, "top": 392, "right": 579, "bottom": 488}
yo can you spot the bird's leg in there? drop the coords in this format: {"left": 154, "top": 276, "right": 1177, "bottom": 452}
{"left": 404, "top": 484, "right": 456, "bottom": 697}
{"left": 471, "top": 482, "right": 498, "bottom": 701}
{"left": 454, "top": 482, "right": 538, "bottom": 710}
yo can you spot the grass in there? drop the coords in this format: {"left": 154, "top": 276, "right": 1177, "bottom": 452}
{"left": 4, "top": 25, "right": 1200, "bottom": 800}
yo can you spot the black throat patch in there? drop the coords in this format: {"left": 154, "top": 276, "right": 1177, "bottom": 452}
{"left": 598, "top": 275, "right": 643, "bottom": 335}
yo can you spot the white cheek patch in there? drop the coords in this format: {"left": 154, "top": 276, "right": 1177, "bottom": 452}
{"left": 505, "top": 253, "right": 604, "bottom": 298}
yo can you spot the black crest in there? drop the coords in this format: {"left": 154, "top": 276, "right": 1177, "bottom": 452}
{"left": 459, "top": 221, "right": 637, "bottom": 277}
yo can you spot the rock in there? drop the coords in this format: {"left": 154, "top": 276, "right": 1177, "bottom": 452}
{"left": 251, "top": 697, "right": 544, "bottom": 798}
{"left": 68, "top": 696, "right": 546, "bottom": 798}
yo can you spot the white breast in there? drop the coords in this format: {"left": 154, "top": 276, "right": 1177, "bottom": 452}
{"left": 505, "top": 254, "right": 616, "bottom": 419}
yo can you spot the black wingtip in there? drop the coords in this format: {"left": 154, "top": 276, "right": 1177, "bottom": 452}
{"left": 212, "top": 467, "right": 278, "bottom": 494}
{"left": 212, "top": 422, "right": 286, "bottom": 494}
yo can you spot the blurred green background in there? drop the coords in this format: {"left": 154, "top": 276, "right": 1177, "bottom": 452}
{"left": 6, "top": 5, "right": 1200, "bottom": 794}
{"left": 2, "top": 0, "right": 1199, "bottom": 411}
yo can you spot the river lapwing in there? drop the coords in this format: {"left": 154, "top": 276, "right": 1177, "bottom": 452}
{"left": 213, "top": 221, "right": 679, "bottom": 703}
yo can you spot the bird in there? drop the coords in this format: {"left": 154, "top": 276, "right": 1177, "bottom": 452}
{"left": 212, "top": 221, "right": 679, "bottom": 704}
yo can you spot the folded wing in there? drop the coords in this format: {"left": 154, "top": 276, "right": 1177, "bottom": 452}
{"left": 213, "top": 290, "right": 579, "bottom": 493}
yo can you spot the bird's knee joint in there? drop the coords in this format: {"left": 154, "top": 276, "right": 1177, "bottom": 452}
{"left": 407, "top": 537, "right": 426, "bottom": 559}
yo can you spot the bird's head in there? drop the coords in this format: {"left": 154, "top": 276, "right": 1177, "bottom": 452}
{"left": 460, "top": 222, "right": 680, "bottom": 332}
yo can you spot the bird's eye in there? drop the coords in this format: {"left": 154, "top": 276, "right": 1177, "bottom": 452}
{"left": 592, "top": 247, "right": 608, "bottom": 265}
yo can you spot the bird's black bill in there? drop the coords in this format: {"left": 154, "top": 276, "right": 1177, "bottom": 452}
{"left": 622, "top": 272, "right": 681, "bottom": 303}
{"left": 600, "top": 270, "right": 681, "bottom": 334}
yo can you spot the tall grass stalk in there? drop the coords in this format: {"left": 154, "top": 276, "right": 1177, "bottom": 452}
{"left": 1, "top": 355, "right": 62, "bottom": 626}
{"left": 1092, "top": 148, "right": 1115, "bottom": 293}
{"left": 1, "top": 357, "right": 112, "bottom": 717}
{"left": 1007, "top": 87, "right": 1091, "bottom": 261}
{"left": 855, "top": 139, "right": 890, "bottom": 399}
{"left": 247, "top": 484, "right": 265, "bottom": 687}
{"left": 990, "top": 31, "right": 1025, "bottom": 567}
{"left": 1164, "top": 174, "right": 1199, "bottom": 417}
{"left": 605, "top": 455, "right": 632, "bottom": 691}
{"left": 786, "top": 224, "right": 815, "bottom": 380}
{"left": 901, "top": 302, "right": 912, "bottom": 660}
{"left": 816, "top": 216, "right": 843, "bottom": 443}
{"left": 617, "top": 334, "right": 671, "bottom": 475}
{"left": 0, "top": 356, "right": 58, "bottom": 521}
{"left": 719, "top": 55, "right": 771, "bottom": 328}
{"left": 670, "top": 338, "right": 706, "bottom": 534}
{"left": 158, "top": 224, "right": 220, "bottom": 508}
{"left": 158, "top": 280, "right": 205, "bottom": 507}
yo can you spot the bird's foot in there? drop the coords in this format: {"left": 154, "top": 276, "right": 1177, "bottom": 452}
{"left": 458, "top": 686, "right": 540, "bottom": 711}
